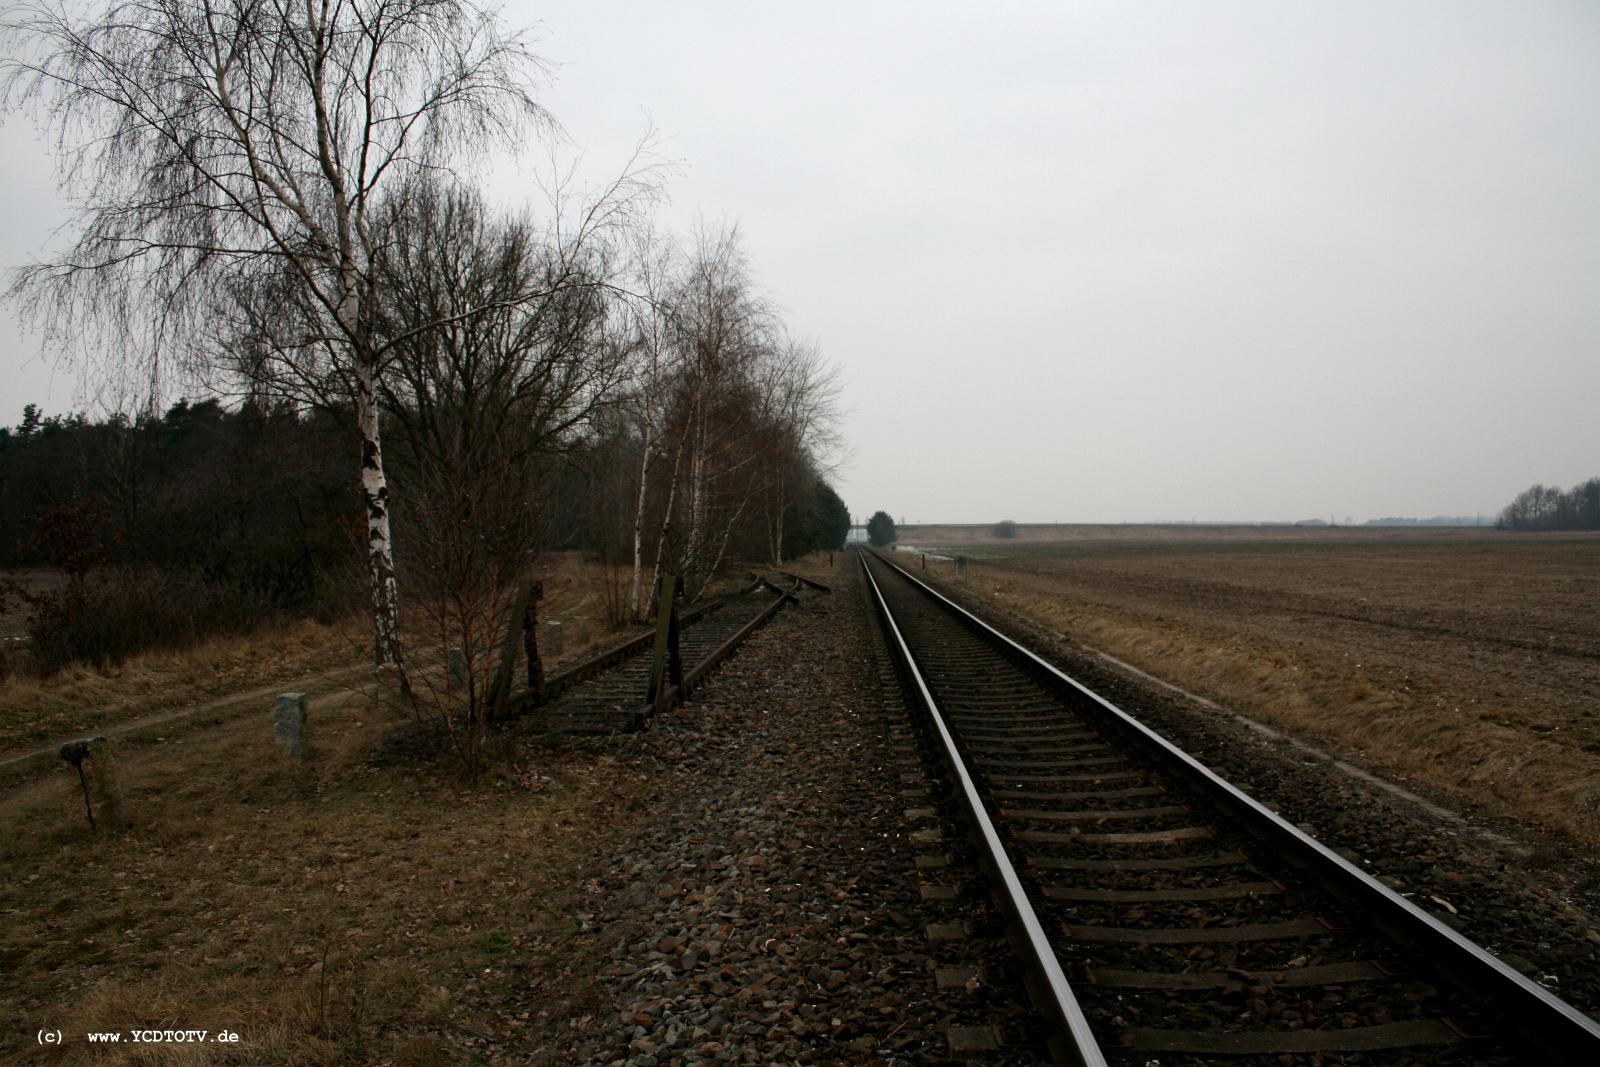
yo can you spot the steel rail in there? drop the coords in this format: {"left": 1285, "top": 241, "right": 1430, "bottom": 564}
{"left": 506, "top": 576, "right": 767, "bottom": 714}
{"left": 868, "top": 548, "right": 1600, "bottom": 1064}
{"left": 780, "top": 570, "right": 833, "bottom": 593}
{"left": 859, "top": 553, "right": 1106, "bottom": 1067}
{"left": 635, "top": 577, "right": 805, "bottom": 721}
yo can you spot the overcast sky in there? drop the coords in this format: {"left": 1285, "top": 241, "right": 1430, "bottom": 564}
{"left": 3, "top": 1, "right": 1596, "bottom": 523}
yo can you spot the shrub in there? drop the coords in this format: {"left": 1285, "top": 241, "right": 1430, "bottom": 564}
{"left": 993, "top": 519, "right": 1018, "bottom": 539}
{"left": 24, "top": 568, "right": 278, "bottom": 675}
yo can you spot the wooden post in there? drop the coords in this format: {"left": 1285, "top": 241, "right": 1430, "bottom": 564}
{"left": 644, "top": 574, "right": 684, "bottom": 714}
{"left": 523, "top": 582, "right": 544, "bottom": 706}
{"left": 921, "top": 553, "right": 927, "bottom": 570}
{"left": 487, "top": 580, "right": 537, "bottom": 721}
{"left": 956, "top": 555, "right": 968, "bottom": 581}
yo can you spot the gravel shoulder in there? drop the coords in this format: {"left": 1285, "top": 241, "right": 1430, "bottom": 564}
{"left": 503, "top": 561, "right": 1039, "bottom": 1064}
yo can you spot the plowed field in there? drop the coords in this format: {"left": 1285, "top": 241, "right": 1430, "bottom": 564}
{"left": 903, "top": 527, "right": 1600, "bottom": 845}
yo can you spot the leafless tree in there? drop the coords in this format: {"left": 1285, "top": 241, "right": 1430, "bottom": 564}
{"left": 374, "top": 186, "right": 628, "bottom": 764}
{"left": 754, "top": 336, "right": 841, "bottom": 565}
{"left": 617, "top": 226, "right": 683, "bottom": 620}
{"left": 654, "top": 223, "right": 774, "bottom": 601}
{"left": 4, "top": 0, "right": 551, "bottom": 673}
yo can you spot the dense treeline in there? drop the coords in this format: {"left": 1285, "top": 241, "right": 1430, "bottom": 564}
{"left": 1, "top": 401, "right": 352, "bottom": 588}
{"left": 0, "top": 221, "right": 852, "bottom": 670}
{"left": 1497, "top": 478, "right": 1600, "bottom": 531}
{"left": 0, "top": 401, "right": 356, "bottom": 672}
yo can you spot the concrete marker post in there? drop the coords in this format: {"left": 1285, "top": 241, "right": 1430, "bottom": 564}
{"left": 273, "top": 692, "right": 308, "bottom": 760}
{"left": 84, "top": 736, "right": 126, "bottom": 829}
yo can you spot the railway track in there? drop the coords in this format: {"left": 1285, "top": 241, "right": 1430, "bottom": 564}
{"left": 859, "top": 548, "right": 1600, "bottom": 1065}
{"left": 531, "top": 575, "right": 814, "bottom": 733}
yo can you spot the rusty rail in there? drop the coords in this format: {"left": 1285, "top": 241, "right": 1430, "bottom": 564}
{"left": 503, "top": 576, "right": 765, "bottom": 716}
{"left": 639, "top": 577, "right": 802, "bottom": 719}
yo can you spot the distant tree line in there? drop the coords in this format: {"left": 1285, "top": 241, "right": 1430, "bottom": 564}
{"left": 1, "top": 400, "right": 351, "bottom": 592}
{"left": 1497, "top": 478, "right": 1600, "bottom": 531}
{"left": 1363, "top": 516, "right": 1491, "bottom": 527}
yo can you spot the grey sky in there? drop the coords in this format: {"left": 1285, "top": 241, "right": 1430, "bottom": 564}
{"left": 4, "top": 1, "right": 1596, "bottom": 523}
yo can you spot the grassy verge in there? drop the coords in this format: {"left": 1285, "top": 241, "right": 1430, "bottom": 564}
{"left": 0, "top": 682, "right": 651, "bottom": 1064}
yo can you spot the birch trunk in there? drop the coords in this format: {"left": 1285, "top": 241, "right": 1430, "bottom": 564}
{"left": 645, "top": 437, "right": 686, "bottom": 620}
{"left": 770, "top": 469, "right": 785, "bottom": 566}
{"left": 356, "top": 360, "right": 405, "bottom": 670}
{"left": 685, "top": 417, "right": 707, "bottom": 592}
{"left": 627, "top": 429, "right": 653, "bottom": 622}
{"left": 700, "top": 492, "right": 750, "bottom": 600}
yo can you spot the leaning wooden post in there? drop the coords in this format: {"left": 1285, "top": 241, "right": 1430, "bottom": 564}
{"left": 644, "top": 574, "right": 684, "bottom": 715}
{"left": 487, "top": 580, "right": 537, "bottom": 722}
{"left": 523, "top": 581, "right": 545, "bottom": 707}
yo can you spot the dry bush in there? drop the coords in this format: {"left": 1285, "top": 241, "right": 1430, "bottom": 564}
{"left": 18, "top": 569, "right": 279, "bottom": 676}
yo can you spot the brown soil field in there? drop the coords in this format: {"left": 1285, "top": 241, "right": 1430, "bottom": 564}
{"left": 905, "top": 527, "right": 1600, "bottom": 847}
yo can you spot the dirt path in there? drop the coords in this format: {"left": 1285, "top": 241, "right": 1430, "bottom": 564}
{"left": 0, "top": 660, "right": 373, "bottom": 773}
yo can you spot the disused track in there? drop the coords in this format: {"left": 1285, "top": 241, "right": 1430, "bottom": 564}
{"left": 860, "top": 548, "right": 1600, "bottom": 1065}
{"left": 530, "top": 575, "right": 815, "bottom": 733}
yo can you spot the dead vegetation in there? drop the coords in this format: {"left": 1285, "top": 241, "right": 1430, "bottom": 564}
{"left": 0, "top": 550, "right": 832, "bottom": 1062}
{"left": 913, "top": 529, "right": 1600, "bottom": 847}
{"left": 0, "top": 682, "right": 651, "bottom": 1064}
{"left": 0, "top": 553, "right": 628, "bottom": 764}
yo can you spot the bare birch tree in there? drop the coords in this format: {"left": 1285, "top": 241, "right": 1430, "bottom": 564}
{"left": 619, "top": 228, "right": 683, "bottom": 621}
{"left": 4, "top": 0, "right": 550, "bottom": 671}
{"left": 755, "top": 337, "right": 841, "bottom": 565}
{"left": 658, "top": 223, "right": 773, "bottom": 601}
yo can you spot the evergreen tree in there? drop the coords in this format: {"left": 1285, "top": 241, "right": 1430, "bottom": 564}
{"left": 867, "top": 510, "right": 897, "bottom": 547}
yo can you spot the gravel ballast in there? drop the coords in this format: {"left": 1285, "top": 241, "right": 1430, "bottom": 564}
{"left": 553, "top": 564, "right": 1040, "bottom": 1064}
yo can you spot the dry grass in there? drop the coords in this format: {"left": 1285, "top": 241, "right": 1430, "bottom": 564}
{"left": 0, "top": 665, "right": 652, "bottom": 1064}
{"left": 0, "top": 552, "right": 633, "bottom": 763}
{"left": 0, "top": 549, "right": 746, "bottom": 1063}
{"left": 913, "top": 529, "right": 1600, "bottom": 847}
{"left": 0, "top": 619, "right": 363, "bottom": 758}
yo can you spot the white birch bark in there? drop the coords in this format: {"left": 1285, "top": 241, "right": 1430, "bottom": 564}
{"left": 355, "top": 358, "right": 404, "bottom": 669}
{"left": 627, "top": 425, "right": 653, "bottom": 622}
{"left": 645, "top": 434, "right": 686, "bottom": 620}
